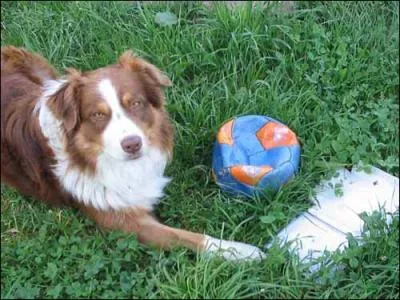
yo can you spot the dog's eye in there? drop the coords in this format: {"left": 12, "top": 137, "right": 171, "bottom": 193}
{"left": 129, "top": 100, "right": 142, "bottom": 110}
{"left": 90, "top": 112, "right": 106, "bottom": 120}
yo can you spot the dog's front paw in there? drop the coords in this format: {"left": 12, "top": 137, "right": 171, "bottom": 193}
{"left": 204, "top": 235, "right": 266, "bottom": 261}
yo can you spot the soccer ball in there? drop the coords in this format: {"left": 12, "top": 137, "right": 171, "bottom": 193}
{"left": 212, "top": 115, "right": 301, "bottom": 197}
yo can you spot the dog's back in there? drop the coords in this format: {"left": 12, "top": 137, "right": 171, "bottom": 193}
{"left": 1, "top": 47, "right": 70, "bottom": 206}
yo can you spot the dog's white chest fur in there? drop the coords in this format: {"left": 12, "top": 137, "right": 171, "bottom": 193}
{"left": 36, "top": 80, "right": 169, "bottom": 211}
{"left": 55, "top": 149, "right": 169, "bottom": 211}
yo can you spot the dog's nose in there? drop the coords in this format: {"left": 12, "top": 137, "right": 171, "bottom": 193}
{"left": 121, "top": 135, "right": 142, "bottom": 154}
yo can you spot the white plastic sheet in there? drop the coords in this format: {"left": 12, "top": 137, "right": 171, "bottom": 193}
{"left": 266, "top": 165, "right": 399, "bottom": 271}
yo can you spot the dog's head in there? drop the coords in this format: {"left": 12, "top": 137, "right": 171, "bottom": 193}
{"left": 47, "top": 51, "right": 174, "bottom": 171}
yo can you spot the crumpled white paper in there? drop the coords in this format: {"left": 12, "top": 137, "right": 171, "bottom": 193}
{"left": 266, "top": 165, "right": 399, "bottom": 272}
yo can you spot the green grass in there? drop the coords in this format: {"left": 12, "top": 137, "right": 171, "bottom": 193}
{"left": 1, "top": 1, "right": 399, "bottom": 299}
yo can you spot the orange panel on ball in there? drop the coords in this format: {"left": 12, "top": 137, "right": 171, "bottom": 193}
{"left": 256, "top": 122, "right": 298, "bottom": 150}
{"left": 230, "top": 165, "right": 273, "bottom": 186}
{"left": 217, "top": 119, "right": 234, "bottom": 145}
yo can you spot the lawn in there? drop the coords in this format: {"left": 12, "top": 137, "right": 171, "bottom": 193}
{"left": 1, "top": 1, "right": 399, "bottom": 299}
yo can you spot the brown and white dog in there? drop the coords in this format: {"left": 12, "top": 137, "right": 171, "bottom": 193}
{"left": 1, "top": 46, "right": 265, "bottom": 260}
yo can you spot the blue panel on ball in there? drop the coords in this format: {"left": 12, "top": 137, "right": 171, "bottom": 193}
{"left": 212, "top": 142, "right": 249, "bottom": 170}
{"left": 233, "top": 133, "right": 264, "bottom": 157}
{"left": 290, "top": 145, "right": 301, "bottom": 172}
{"left": 232, "top": 116, "right": 270, "bottom": 156}
{"left": 249, "top": 147, "right": 291, "bottom": 169}
{"left": 212, "top": 142, "right": 225, "bottom": 175}
{"left": 257, "top": 161, "right": 295, "bottom": 192}
{"left": 231, "top": 115, "right": 270, "bottom": 138}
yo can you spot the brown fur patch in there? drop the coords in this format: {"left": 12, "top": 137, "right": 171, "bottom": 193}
{"left": 1, "top": 46, "right": 59, "bottom": 84}
{"left": 1, "top": 47, "right": 72, "bottom": 206}
{"left": 119, "top": 50, "right": 172, "bottom": 88}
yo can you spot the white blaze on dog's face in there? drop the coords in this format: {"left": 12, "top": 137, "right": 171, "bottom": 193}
{"left": 98, "top": 78, "right": 148, "bottom": 160}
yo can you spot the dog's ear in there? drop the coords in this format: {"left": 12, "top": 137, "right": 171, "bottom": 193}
{"left": 118, "top": 50, "right": 172, "bottom": 87}
{"left": 48, "top": 68, "right": 83, "bottom": 135}
{"left": 1, "top": 46, "right": 59, "bottom": 84}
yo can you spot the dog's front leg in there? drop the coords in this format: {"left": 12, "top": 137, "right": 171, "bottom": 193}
{"left": 79, "top": 204, "right": 265, "bottom": 261}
